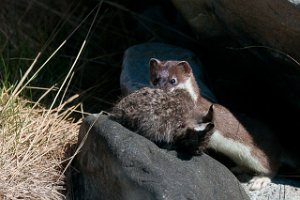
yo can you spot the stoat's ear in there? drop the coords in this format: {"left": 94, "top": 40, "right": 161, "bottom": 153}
{"left": 149, "top": 58, "right": 161, "bottom": 76}
{"left": 203, "top": 104, "right": 214, "bottom": 122}
{"left": 178, "top": 61, "right": 192, "bottom": 76}
{"left": 149, "top": 58, "right": 161, "bottom": 68}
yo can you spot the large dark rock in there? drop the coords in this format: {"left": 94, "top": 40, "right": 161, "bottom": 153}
{"left": 73, "top": 114, "right": 249, "bottom": 200}
{"left": 121, "top": 42, "right": 217, "bottom": 102}
{"left": 170, "top": 0, "right": 300, "bottom": 155}
{"left": 171, "top": 0, "right": 300, "bottom": 62}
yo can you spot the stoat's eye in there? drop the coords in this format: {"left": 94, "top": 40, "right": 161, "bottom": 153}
{"left": 169, "top": 78, "right": 176, "bottom": 85}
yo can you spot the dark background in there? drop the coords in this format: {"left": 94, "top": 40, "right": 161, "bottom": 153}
{"left": 1, "top": 0, "right": 299, "bottom": 155}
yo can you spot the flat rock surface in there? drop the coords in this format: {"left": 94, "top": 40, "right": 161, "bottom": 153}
{"left": 241, "top": 178, "right": 300, "bottom": 200}
{"left": 73, "top": 114, "right": 249, "bottom": 200}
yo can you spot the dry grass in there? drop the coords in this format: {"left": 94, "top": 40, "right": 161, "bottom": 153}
{"left": 0, "top": 33, "right": 87, "bottom": 199}
{"left": 0, "top": 88, "right": 80, "bottom": 200}
{"left": 0, "top": 0, "right": 141, "bottom": 199}
{"left": 0, "top": 2, "right": 101, "bottom": 198}
{"left": 0, "top": 38, "right": 87, "bottom": 198}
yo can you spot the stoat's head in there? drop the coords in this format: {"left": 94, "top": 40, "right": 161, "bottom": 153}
{"left": 149, "top": 58, "right": 198, "bottom": 101}
{"left": 149, "top": 58, "right": 193, "bottom": 90}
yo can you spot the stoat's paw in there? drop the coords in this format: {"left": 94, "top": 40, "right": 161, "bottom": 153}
{"left": 249, "top": 176, "right": 271, "bottom": 190}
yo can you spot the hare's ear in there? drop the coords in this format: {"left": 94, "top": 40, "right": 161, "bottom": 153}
{"left": 177, "top": 61, "right": 192, "bottom": 77}
{"left": 203, "top": 104, "right": 214, "bottom": 122}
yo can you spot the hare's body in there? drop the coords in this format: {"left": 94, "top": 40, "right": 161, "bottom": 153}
{"left": 111, "top": 87, "right": 214, "bottom": 154}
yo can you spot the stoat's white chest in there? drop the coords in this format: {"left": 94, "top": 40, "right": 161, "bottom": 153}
{"left": 175, "top": 78, "right": 198, "bottom": 102}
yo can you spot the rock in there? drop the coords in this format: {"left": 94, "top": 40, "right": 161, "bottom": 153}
{"left": 288, "top": 0, "right": 300, "bottom": 6}
{"left": 241, "top": 177, "right": 300, "bottom": 200}
{"left": 73, "top": 114, "right": 250, "bottom": 200}
{"left": 170, "top": 0, "right": 300, "bottom": 157}
{"left": 120, "top": 42, "right": 217, "bottom": 103}
{"left": 171, "top": 0, "right": 300, "bottom": 62}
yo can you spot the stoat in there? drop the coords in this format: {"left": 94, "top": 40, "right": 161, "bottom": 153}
{"left": 110, "top": 87, "right": 215, "bottom": 155}
{"left": 149, "top": 58, "right": 283, "bottom": 190}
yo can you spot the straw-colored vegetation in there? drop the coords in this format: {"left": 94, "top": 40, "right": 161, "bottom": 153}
{"left": 0, "top": 87, "right": 80, "bottom": 200}
{"left": 0, "top": 0, "right": 140, "bottom": 198}
{"left": 0, "top": 32, "right": 85, "bottom": 198}
{"left": 0, "top": 1, "right": 102, "bottom": 199}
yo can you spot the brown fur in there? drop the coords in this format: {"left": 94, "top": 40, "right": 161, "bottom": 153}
{"left": 110, "top": 87, "right": 214, "bottom": 154}
{"left": 149, "top": 58, "right": 282, "bottom": 178}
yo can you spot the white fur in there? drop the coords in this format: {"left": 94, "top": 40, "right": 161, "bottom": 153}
{"left": 208, "top": 130, "right": 269, "bottom": 174}
{"left": 194, "top": 123, "right": 210, "bottom": 131}
{"left": 176, "top": 77, "right": 198, "bottom": 102}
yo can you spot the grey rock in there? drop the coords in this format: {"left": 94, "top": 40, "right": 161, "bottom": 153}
{"left": 74, "top": 114, "right": 250, "bottom": 200}
{"left": 171, "top": 0, "right": 300, "bottom": 62}
{"left": 121, "top": 42, "right": 217, "bottom": 103}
